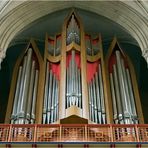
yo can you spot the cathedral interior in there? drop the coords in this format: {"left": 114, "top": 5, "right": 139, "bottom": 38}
{"left": 0, "top": 1, "right": 148, "bottom": 147}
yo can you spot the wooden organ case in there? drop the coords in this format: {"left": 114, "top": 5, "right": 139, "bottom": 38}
{"left": 5, "top": 11, "right": 144, "bottom": 126}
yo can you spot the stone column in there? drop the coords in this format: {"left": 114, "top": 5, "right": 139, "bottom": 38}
{"left": 0, "top": 49, "right": 6, "bottom": 69}
{"left": 142, "top": 49, "right": 148, "bottom": 68}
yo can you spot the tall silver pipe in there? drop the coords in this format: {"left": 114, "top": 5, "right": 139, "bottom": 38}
{"left": 90, "top": 81, "right": 94, "bottom": 122}
{"left": 26, "top": 61, "right": 35, "bottom": 124}
{"left": 66, "top": 68, "right": 69, "bottom": 108}
{"left": 47, "top": 70, "right": 53, "bottom": 124}
{"left": 51, "top": 74, "right": 56, "bottom": 123}
{"left": 95, "top": 72, "right": 102, "bottom": 124}
{"left": 75, "top": 65, "right": 79, "bottom": 107}
{"left": 126, "top": 68, "right": 138, "bottom": 123}
{"left": 78, "top": 69, "right": 82, "bottom": 108}
{"left": 31, "top": 70, "right": 39, "bottom": 124}
{"left": 43, "top": 62, "right": 49, "bottom": 124}
{"left": 56, "top": 81, "right": 59, "bottom": 121}
{"left": 16, "top": 56, "right": 27, "bottom": 124}
{"left": 11, "top": 66, "right": 22, "bottom": 124}
{"left": 19, "top": 48, "right": 32, "bottom": 124}
{"left": 98, "top": 64, "right": 106, "bottom": 124}
{"left": 54, "top": 80, "right": 58, "bottom": 122}
{"left": 69, "top": 54, "right": 72, "bottom": 107}
{"left": 110, "top": 73, "right": 118, "bottom": 124}
{"left": 52, "top": 77, "right": 56, "bottom": 122}
{"left": 92, "top": 78, "right": 98, "bottom": 123}
{"left": 113, "top": 64, "right": 124, "bottom": 124}
{"left": 71, "top": 50, "right": 75, "bottom": 105}
{"left": 88, "top": 84, "right": 92, "bottom": 120}
{"left": 116, "top": 51, "right": 131, "bottom": 124}
{"left": 121, "top": 59, "right": 133, "bottom": 124}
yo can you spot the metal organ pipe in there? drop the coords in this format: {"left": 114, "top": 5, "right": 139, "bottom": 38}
{"left": 113, "top": 64, "right": 123, "bottom": 124}
{"left": 126, "top": 69, "right": 138, "bottom": 124}
{"left": 88, "top": 84, "right": 92, "bottom": 120}
{"left": 47, "top": 70, "right": 53, "bottom": 124}
{"left": 88, "top": 62, "right": 106, "bottom": 124}
{"left": 19, "top": 48, "right": 32, "bottom": 124}
{"left": 109, "top": 50, "right": 138, "bottom": 124}
{"left": 116, "top": 50, "right": 131, "bottom": 124}
{"left": 51, "top": 75, "right": 56, "bottom": 123}
{"left": 78, "top": 69, "right": 82, "bottom": 108}
{"left": 90, "top": 82, "right": 94, "bottom": 122}
{"left": 95, "top": 72, "right": 102, "bottom": 124}
{"left": 66, "top": 68, "right": 69, "bottom": 108}
{"left": 16, "top": 56, "right": 27, "bottom": 124}
{"left": 92, "top": 78, "right": 98, "bottom": 123}
{"left": 43, "top": 62, "right": 49, "bottom": 124}
{"left": 66, "top": 14, "right": 80, "bottom": 45}
{"left": 11, "top": 48, "right": 39, "bottom": 124}
{"left": 31, "top": 70, "right": 39, "bottom": 124}
{"left": 11, "top": 66, "right": 22, "bottom": 124}
{"left": 110, "top": 73, "right": 118, "bottom": 124}
{"left": 121, "top": 59, "right": 133, "bottom": 123}
{"left": 98, "top": 64, "right": 106, "bottom": 124}
{"left": 42, "top": 63, "right": 59, "bottom": 124}
{"left": 26, "top": 61, "right": 35, "bottom": 124}
{"left": 66, "top": 50, "right": 82, "bottom": 109}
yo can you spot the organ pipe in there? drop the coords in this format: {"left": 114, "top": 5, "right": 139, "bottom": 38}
{"left": 11, "top": 47, "right": 39, "bottom": 124}
{"left": 95, "top": 72, "right": 102, "bottom": 124}
{"left": 26, "top": 61, "right": 35, "bottom": 124}
{"left": 109, "top": 49, "right": 139, "bottom": 124}
{"left": 19, "top": 48, "right": 32, "bottom": 124}
{"left": 90, "top": 82, "right": 94, "bottom": 122}
{"left": 47, "top": 70, "right": 53, "bottom": 124}
{"left": 31, "top": 70, "right": 39, "bottom": 124}
{"left": 66, "top": 50, "right": 82, "bottom": 109}
{"left": 126, "top": 69, "right": 138, "bottom": 124}
{"left": 110, "top": 73, "right": 118, "bottom": 124}
{"left": 51, "top": 75, "right": 56, "bottom": 123}
{"left": 121, "top": 59, "right": 133, "bottom": 123}
{"left": 78, "top": 69, "right": 82, "bottom": 108}
{"left": 88, "top": 84, "right": 92, "bottom": 120}
{"left": 43, "top": 62, "right": 49, "bottom": 124}
{"left": 67, "top": 14, "right": 80, "bottom": 45}
{"left": 11, "top": 66, "right": 22, "bottom": 124}
{"left": 113, "top": 64, "right": 124, "bottom": 124}
{"left": 98, "top": 64, "right": 106, "bottom": 124}
{"left": 116, "top": 50, "right": 131, "bottom": 124}
{"left": 16, "top": 56, "right": 27, "bottom": 124}
{"left": 42, "top": 62, "right": 59, "bottom": 124}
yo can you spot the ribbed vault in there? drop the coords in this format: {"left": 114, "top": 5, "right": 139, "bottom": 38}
{"left": 0, "top": 1, "right": 148, "bottom": 66}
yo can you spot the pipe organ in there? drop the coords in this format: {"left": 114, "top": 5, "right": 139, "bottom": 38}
{"left": 11, "top": 47, "right": 39, "bottom": 124}
{"left": 66, "top": 14, "right": 80, "bottom": 45}
{"left": 108, "top": 46, "right": 139, "bottom": 124}
{"left": 43, "top": 62, "right": 59, "bottom": 124}
{"left": 86, "top": 35, "right": 106, "bottom": 124}
{"left": 66, "top": 50, "right": 82, "bottom": 109}
{"left": 5, "top": 11, "right": 144, "bottom": 125}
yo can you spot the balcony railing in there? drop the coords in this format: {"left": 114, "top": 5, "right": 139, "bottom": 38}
{"left": 0, "top": 124, "right": 148, "bottom": 143}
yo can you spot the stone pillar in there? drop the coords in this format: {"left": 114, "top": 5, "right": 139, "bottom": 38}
{"left": 0, "top": 49, "right": 6, "bottom": 70}
{"left": 142, "top": 49, "right": 148, "bottom": 68}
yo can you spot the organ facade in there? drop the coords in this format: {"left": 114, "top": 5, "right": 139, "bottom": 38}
{"left": 1, "top": 11, "right": 146, "bottom": 147}
{"left": 5, "top": 11, "right": 144, "bottom": 125}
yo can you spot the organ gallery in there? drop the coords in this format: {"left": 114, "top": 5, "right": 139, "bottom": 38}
{"left": 5, "top": 11, "right": 143, "bottom": 125}
{"left": 1, "top": 11, "right": 146, "bottom": 145}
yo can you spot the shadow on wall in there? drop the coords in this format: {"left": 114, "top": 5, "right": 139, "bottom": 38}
{"left": 139, "top": 57, "right": 148, "bottom": 123}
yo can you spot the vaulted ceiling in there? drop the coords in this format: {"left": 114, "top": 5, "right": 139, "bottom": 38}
{"left": 0, "top": 0, "right": 148, "bottom": 63}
